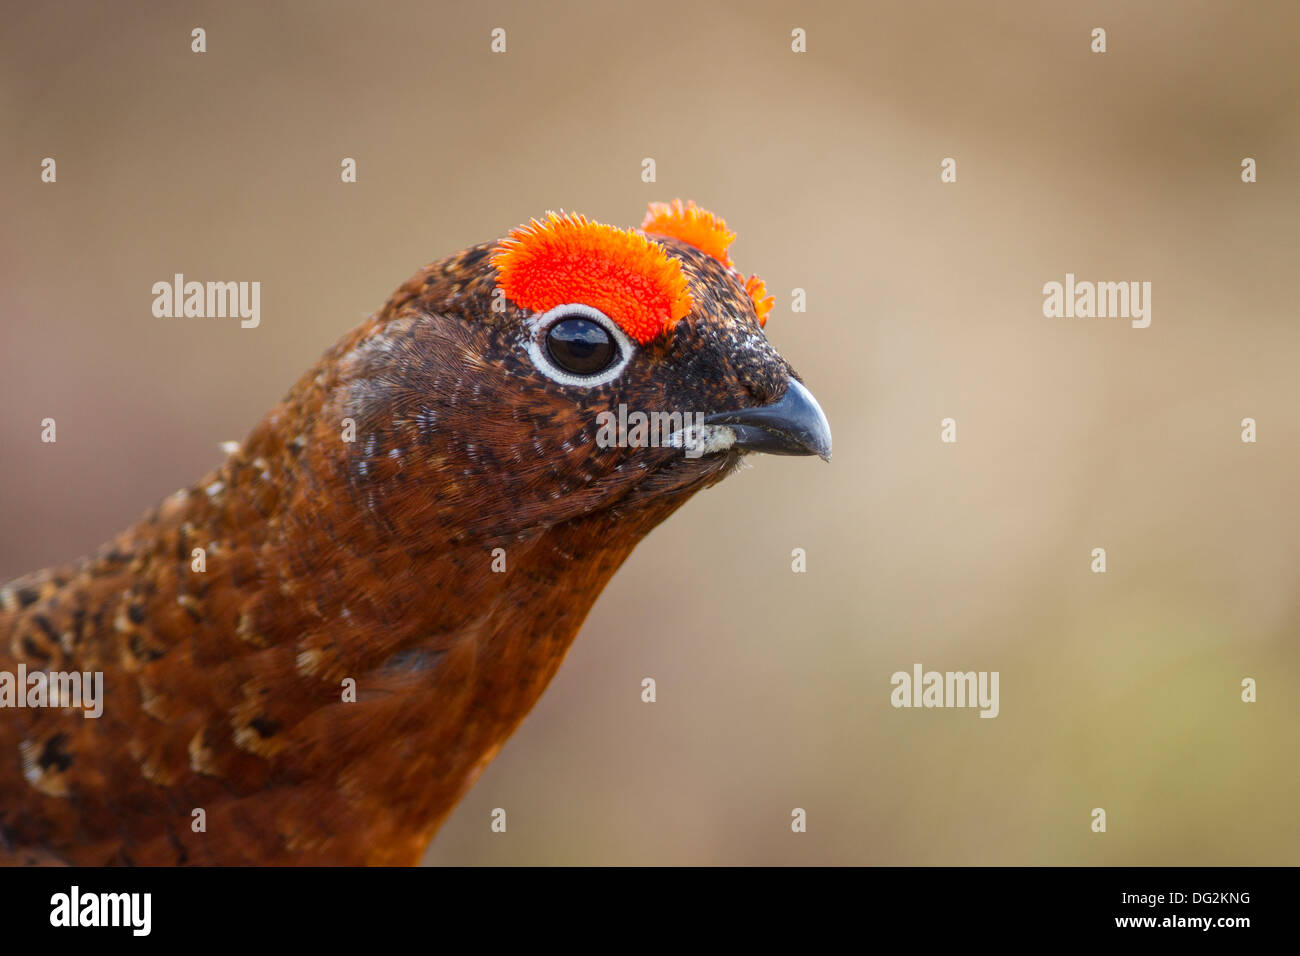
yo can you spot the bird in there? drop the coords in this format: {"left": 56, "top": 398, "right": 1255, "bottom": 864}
{"left": 0, "top": 200, "right": 831, "bottom": 865}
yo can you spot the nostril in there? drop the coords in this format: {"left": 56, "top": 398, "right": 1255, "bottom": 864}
{"left": 722, "top": 348, "right": 794, "bottom": 411}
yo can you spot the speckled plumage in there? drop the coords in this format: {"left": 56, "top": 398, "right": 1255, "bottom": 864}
{"left": 0, "top": 212, "right": 823, "bottom": 865}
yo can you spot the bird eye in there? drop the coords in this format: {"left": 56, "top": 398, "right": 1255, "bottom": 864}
{"left": 526, "top": 303, "right": 634, "bottom": 387}
{"left": 545, "top": 317, "right": 618, "bottom": 376}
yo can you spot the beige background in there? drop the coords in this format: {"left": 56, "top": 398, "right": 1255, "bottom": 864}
{"left": 2, "top": 0, "right": 1298, "bottom": 864}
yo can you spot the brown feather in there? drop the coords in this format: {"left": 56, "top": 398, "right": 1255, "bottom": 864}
{"left": 0, "top": 231, "right": 808, "bottom": 865}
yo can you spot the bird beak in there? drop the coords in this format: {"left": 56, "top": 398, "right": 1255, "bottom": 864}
{"left": 704, "top": 378, "right": 832, "bottom": 461}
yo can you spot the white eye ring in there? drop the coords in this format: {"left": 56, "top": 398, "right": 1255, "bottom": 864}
{"left": 525, "top": 302, "right": 635, "bottom": 387}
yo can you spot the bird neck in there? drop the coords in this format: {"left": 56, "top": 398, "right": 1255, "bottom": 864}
{"left": 144, "top": 400, "right": 685, "bottom": 862}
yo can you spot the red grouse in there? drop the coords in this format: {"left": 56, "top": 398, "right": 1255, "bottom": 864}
{"left": 0, "top": 200, "right": 830, "bottom": 865}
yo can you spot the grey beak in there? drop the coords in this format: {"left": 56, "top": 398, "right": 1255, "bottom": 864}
{"left": 704, "top": 378, "right": 832, "bottom": 461}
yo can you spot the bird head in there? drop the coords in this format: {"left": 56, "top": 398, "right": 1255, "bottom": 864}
{"left": 319, "top": 200, "right": 831, "bottom": 547}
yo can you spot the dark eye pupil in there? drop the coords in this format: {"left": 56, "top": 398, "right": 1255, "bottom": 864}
{"left": 545, "top": 317, "right": 617, "bottom": 376}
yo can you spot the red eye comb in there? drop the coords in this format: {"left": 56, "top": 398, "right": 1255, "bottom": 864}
{"left": 491, "top": 212, "right": 692, "bottom": 345}
{"left": 744, "top": 275, "right": 774, "bottom": 328}
{"left": 642, "top": 199, "right": 736, "bottom": 267}
{"left": 642, "top": 199, "right": 773, "bottom": 328}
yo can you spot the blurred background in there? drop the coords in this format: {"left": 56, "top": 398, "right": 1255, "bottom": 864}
{"left": 2, "top": 0, "right": 1298, "bottom": 864}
